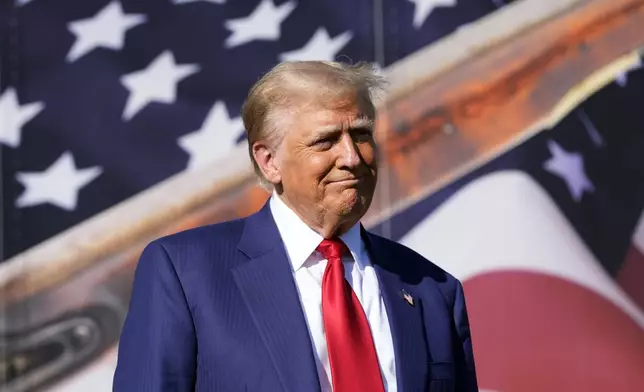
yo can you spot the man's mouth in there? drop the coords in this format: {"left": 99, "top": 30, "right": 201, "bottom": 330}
{"left": 333, "top": 176, "right": 364, "bottom": 185}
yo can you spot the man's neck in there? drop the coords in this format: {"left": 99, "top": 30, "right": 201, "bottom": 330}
{"left": 275, "top": 191, "right": 356, "bottom": 239}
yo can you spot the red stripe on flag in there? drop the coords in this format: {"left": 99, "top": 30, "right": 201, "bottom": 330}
{"left": 464, "top": 270, "right": 644, "bottom": 392}
{"left": 616, "top": 245, "right": 644, "bottom": 311}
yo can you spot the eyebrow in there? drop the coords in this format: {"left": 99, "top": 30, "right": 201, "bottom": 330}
{"left": 350, "top": 117, "right": 375, "bottom": 130}
{"left": 317, "top": 117, "right": 375, "bottom": 135}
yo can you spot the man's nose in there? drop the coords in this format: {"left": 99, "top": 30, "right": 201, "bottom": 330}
{"left": 336, "top": 133, "right": 361, "bottom": 168}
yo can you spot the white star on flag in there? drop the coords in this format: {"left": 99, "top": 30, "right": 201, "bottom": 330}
{"left": 178, "top": 101, "right": 244, "bottom": 170}
{"left": 0, "top": 88, "right": 44, "bottom": 148}
{"left": 224, "top": 0, "right": 296, "bottom": 48}
{"left": 15, "top": 151, "right": 103, "bottom": 211}
{"left": 120, "top": 50, "right": 199, "bottom": 121}
{"left": 543, "top": 140, "right": 594, "bottom": 202}
{"left": 408, "top": 0, "right": 457, "bottom": 29}
{"left": 172, "top": 0, "right": 225, "bottom": 4}
{"left": 279, "top": 27, "right": 352, "bottom": 62}
{"left": 66, "top": 1, "right": 146, "bottom": 62}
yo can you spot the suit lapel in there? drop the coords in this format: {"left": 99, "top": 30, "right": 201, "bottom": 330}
{"left": 234, "top": 203, "right": 321, "bottom": 392}
{"left": 364, "top": 230, "right": 429, "bottom": 392}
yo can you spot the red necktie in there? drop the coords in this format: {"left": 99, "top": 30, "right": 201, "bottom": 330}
{"left": 317, "top": 238, "right": 386, "bottom": 392}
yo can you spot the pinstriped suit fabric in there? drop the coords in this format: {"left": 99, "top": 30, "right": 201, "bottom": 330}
{"left": 112, "top": 202, "right": 478, "bottom": 392}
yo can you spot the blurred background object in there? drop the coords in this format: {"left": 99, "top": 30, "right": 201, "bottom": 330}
{"left": 2, "top": 0, "right": 644, "bottom": 391}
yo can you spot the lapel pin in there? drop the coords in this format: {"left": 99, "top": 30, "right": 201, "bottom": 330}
{"left": 400, "top": 289, "right": 415, "bottom": 306}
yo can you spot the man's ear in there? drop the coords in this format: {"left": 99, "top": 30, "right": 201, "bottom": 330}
{"left": 252, "top": 141, "right": 281, "bottom": 185}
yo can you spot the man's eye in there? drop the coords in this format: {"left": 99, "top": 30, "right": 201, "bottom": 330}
{"left": 314, "top": 139, "right": 333, "bottom": 148}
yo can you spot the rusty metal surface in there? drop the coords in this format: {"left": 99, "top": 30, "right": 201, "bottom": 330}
{"left": 366, "top": 0, "right": 644, "bottom": 224}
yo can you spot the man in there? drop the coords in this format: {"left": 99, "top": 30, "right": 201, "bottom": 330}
{"left": 113, "top": 61, "right": 478, "bottom": 392}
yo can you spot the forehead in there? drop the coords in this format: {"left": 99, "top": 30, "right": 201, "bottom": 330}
{"left": 292, "top": 96, "right": 374, "bottom": 132}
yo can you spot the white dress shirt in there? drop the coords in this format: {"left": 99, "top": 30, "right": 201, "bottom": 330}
{"left": 269, "top": 193, "right": 398, "bottom": 391}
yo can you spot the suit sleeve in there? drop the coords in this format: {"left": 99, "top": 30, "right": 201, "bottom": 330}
{"left": 452, "top": 279, "right": 479, "bottom": 392}
{"left": 113, "top": 241, "right": 196, "bottom": 392}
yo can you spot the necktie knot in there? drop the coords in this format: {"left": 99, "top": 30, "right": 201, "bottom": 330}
{"left": 316, "top": 238, "right": 346, "bottom": 261}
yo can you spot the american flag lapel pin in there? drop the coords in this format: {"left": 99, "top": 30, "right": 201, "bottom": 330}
{"left": 400, "top": 289, "right": 414, "bottom": 306}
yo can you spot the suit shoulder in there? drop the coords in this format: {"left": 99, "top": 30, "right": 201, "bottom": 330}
{"left": 142, "top": 216, "right": 248, "bottom": 271}
{"left": 367, "top": 232, "right": 457, "bottom": 278}
{"left": 366, "top": 231, "right": 462, "bottom": 300}
{"left": 154, "top": 216, "right": 244, "bottom": 247}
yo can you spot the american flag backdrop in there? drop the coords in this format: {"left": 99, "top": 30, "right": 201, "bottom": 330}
{"left": 2, "top": 0, "right": 644, "bottom": 391}
{"left": 1, "top": 0, "right": 500, "bottom": 258}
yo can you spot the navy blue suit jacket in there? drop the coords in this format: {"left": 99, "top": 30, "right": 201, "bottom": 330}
{"left": 113, "top": 202, "right": 478, "bottom": 392}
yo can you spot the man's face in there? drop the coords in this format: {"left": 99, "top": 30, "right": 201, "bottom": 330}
{"left": 276, "top": 94, "right": 378, "bottom": 227}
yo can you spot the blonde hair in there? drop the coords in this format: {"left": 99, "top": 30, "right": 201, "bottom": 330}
{"left": 241, "top": 60, "right": 387, "bottom": 188}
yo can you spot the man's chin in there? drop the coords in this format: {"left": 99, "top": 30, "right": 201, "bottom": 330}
{"left": 332, "top": 192, "right": 372, "bottom": 218}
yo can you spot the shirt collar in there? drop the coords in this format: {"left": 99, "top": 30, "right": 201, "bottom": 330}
{"left": 269, "top": 191, "right": 366, "bottom": 272}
